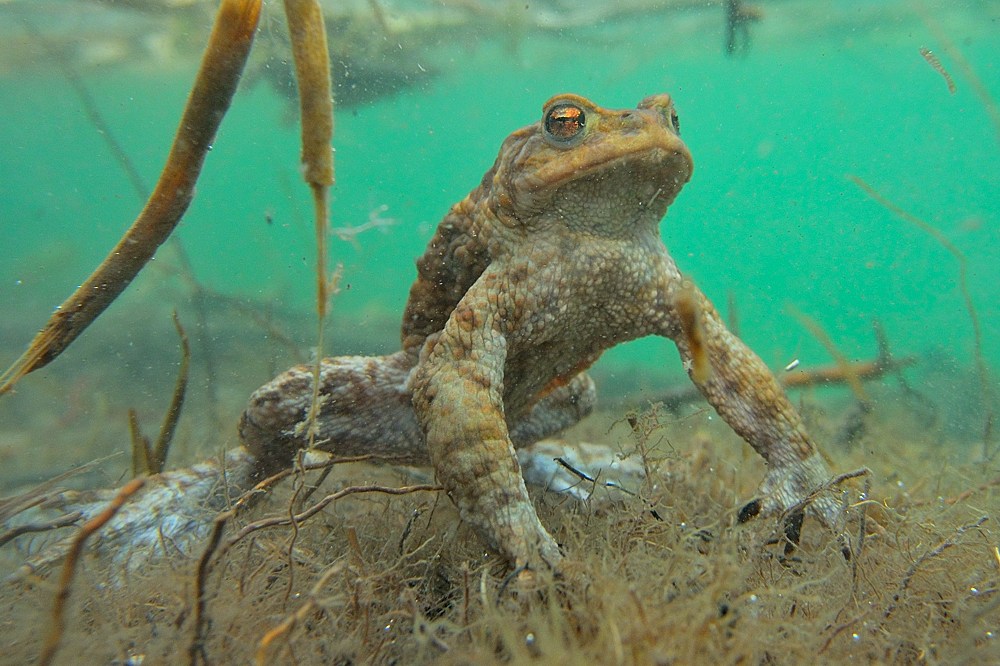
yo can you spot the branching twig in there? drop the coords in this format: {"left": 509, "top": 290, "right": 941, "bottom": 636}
{"left": 189, "top": 480, "right": 438, "bottom": 663}
{"left": 786, "top": 305, "right": 869, "bottom": 405}
{"left": 223, "top": 484, "right": 441, "bottom": 554}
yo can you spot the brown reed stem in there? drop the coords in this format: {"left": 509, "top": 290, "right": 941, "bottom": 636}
{"left": 283, "top": 0, "right": 336, "bottom": 444}
{"left": 0, "top": 0, "right": 262, "bottom": 396}
{"left": 38, "top": 478, "right": 145, "bottom": 666}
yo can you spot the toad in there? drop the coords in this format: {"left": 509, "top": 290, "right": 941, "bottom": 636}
{"left": 239, "top": 93, "right": 842, "bottom": 571}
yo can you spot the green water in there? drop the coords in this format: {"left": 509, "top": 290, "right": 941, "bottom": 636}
{"left": 1, "top": 1, "right": 997, "bottom": 458}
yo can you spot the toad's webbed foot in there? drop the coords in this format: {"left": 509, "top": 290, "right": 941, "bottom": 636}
{"left": 737, "top": 452, "right": 846, "bottom": 533}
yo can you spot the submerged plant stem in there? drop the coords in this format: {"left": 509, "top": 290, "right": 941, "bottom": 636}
{"left": 0, "top": 0, "right": 262, "bottom": 396}
{"left": 282, "top": 0, "right": 336, "bottom": 443}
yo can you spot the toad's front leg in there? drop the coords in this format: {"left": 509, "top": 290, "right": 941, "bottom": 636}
{"left": 657, "top": 280, "right": 842, "bottom": 529}
{"left": 410, "top": 302, "right": 562, "bottom": 571}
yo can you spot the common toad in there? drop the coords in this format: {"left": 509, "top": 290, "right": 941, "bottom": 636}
{"left": 240, "top": 93, "right": 841, "bottom": 570}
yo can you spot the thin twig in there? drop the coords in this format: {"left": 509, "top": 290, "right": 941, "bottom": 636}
{"left": 189, "top": 509, "right": 234, "bottom": 666}
{"left": 223, "top": 484, "right": 441, "bottom": 553}
{"left": 38, "top": 478, "right": 145, "bottom": 666}
{"left": 0, "top": 512, "right": 82, "bottom": 549}
{"left": 255, "top": 563, "right": 344, "bottom": 665}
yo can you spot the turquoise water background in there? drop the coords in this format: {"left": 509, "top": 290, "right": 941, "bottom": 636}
{"left": 0, "top": 1, "right": 997, "bottom": 462}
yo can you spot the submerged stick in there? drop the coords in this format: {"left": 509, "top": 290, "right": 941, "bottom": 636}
{"left": 0, "top": 0, "right": 262, "bottom": 396}
{"left": 918, "top": 47, "right": 956, "bottom": 95}
{"left": 649, "top": 325, "right": 915, "bottom": 412}
{"left": 787, "top": 305, "right": 869, "bottom": 405}
{"left": 282, "top": 0, "right": 336, "bottom": 442}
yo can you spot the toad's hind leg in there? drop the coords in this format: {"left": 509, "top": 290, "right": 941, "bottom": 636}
{"left": 239, "top": 351, "right": 427, "bottom": 469}
{"left": 239, "top": 354, "right": 596, "bottom": 475}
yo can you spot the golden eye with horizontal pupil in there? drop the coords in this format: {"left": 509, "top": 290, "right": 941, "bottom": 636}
{"left": 544, "top": 103, "right": 586, "bottom": 142}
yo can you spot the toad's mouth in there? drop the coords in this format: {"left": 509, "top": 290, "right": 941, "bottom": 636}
{"left": 514, "top": 143, "right": 694, "bottom": 220}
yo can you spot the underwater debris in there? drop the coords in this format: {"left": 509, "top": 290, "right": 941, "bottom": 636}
{"left": 914, "top": 2, "right": 1000, "bottom": 144}
{"left": 883, "top": 515, "right": 989, "bottom": 620}
{"left": 919, "top": 47, "right": 956, "bottom": 94}
{"left": 787, "top": 306, "right": 869, "bottom": 404}
{"left": 724, "top": 0, "right": 762, "bottom": 56}
{"left": 650, "top": 322, "right": 916, "bottom": 413}
{"left": 333, "top": 204, "right": 397, "bottom": 246}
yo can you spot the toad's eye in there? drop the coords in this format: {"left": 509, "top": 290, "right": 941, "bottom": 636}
{"left": 544, "top": 103, "right": 586, "bottom": 143}
{"left": 670, "top": 108, "right": 681, "bottom": 136}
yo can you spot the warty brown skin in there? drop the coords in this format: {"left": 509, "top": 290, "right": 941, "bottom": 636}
{"left": 240, "top": 93, "right": 841, "bottom": 571}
